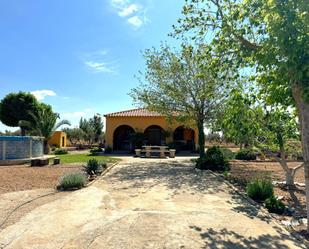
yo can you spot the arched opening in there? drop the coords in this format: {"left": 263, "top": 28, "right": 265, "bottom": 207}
{"left": 144, "top": 125, "right": 165, "bottom": 146}
{"left": 173, "top": 126, "right": 195, "bottom": 151}
{"left": 113, "top": 125, "right": 135, "bottom": 151}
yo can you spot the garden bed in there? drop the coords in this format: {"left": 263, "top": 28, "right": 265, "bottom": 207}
{"left": 228, "top": 160, "right": 307, "bottom": 240}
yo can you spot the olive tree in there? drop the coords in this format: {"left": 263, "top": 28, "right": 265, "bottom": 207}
{"left": 175, "top": 0, "right": 309, "bottom": 232}
{"left": 130, "top": 44, "right": 232, "bottom": 158}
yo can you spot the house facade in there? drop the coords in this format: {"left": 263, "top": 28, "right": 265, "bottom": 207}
{"left": 48, "top": 131, "right": 67, "bottom": 148}
{"left": 104, "top": 108, "right": 198, "bottom": 151}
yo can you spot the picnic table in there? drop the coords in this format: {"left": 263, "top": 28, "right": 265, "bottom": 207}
{"left": 135, "top": 146, "right": 175, "bottom": 158}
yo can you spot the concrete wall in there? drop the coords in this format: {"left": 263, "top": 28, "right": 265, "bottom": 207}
{"left": 0, "top": 136, "right": 44, "bottom": 160}
{"left": 105, "top": 116, "right": 198, "bottom": 149}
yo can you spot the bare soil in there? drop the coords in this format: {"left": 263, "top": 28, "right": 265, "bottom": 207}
{"left": 0, "top": 163, "right": 83, "bottom": 194}
{"left": 229, "top": 160, "right": 307, "bottom": 239}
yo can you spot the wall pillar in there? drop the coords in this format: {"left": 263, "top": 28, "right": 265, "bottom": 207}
{"left": 2, "top": 141, "right": 6, "bottom": 160}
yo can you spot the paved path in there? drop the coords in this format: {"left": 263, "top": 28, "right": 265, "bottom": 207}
{"left": 0, "top": 158, "right": 305, "bottom": 249}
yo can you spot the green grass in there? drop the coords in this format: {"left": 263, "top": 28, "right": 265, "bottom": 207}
{"left": 56, "top": 153, "right": 120, "bottom": 164}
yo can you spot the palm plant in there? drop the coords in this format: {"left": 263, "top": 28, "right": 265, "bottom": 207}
{"left": 21, "top": 104, "right": 71, "bottom": 154}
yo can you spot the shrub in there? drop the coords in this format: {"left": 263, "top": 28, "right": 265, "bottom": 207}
{"left": 104, "top": 146, "right": 112, "bottom": 154}
{"left": 219, "top": 147, "right": 235, "bottom": 160}
{"left": 57, "top": 172, "right": 86, "bottom": 190}
{"left": 90, "top": 147, "right": 103, "bottom": 154}
{"left": 54, "top": 148, "right": 68, "bottom": 155}
{"left": 235, "top": 149, "right": 256, "bottom": 160}
{"left": 83, "top": 159, "right": 107, "bottom": 176}
{"left": 265, "top": 196, "right": 286, "bottom": 214}
{"left": 196, "top": 146, "right": 230, "bottom": 172}
{"left": 246, "top": 178, "right": 274, "bottom": 201}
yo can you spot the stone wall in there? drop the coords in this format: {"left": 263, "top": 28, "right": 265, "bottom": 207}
{"left": 0, "top": 136, "right": 44, "bottom": 160}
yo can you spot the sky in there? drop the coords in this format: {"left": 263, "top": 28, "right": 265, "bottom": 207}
{"left": 0, "top": 0, "right": 184, "bottom": 131}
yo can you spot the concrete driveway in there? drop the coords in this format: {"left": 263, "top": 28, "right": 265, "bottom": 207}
{"left": 0, "top": 158, "right": 305, "bottom": 249}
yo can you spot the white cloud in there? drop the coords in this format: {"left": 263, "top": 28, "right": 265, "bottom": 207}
{"left": 110, "top": 0, "right": 149, "bottom": 28}
{"left": 119, "top": 4, "right": 139, "bottom": 17}
{"left": 85, "top": 61, "right": 115, "bottom": 73}
{"left": 31, "top": 90, "right": 56, "bottom": 100}
{"left": 61, "top": 108, "right": 94, "bottom": 119}
{"left": 127, "top": 15, "right": 143, "bottom": 27}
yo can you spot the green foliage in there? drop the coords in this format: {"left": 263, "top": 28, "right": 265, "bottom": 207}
{"left": 235, "top": 149, "right": 257, "bottom": 160}
{"left": 62, "top": 128, "right": 85, "bottom": 145}
{"left": 130, "top": 44, "right": 232, "bottom": 158}
{"left": 220, "top": 147, "right": 235, "bottom": 160}
{"left": 104, "top": 146, "right": 112, "bottom": 154}
{"left": 265, "top": 196, "right": 286, "bottom": 215}
{"left": 23, "top": 103, "right": 70, "bottom": 154}
{"left": 196, "top": 146, "right": 230, "bottom": 172}
{"left": 83, "top": 159, "right": 106, "bottom": 176}
{"left": 90, "top": 147, "right": 103, "bottom": 154}
{"left": 79, "top": 115, "right": 104, "bottom": 145}
{"left": 246, "top": 178, "right": 274, "bottom": 202}
{"left": 221, "top": 89, "right": 263, "bottom": 147}
{"left": 129, "top": 132, "right": 145, "bottom": 149}
{"left": 57, "top": 172, "right": 86, "bottom": 190}
{"left": 54, "top": 148, "right": 68, "bottom": 155}
{"left": 0, "top": 92, "right": 39, "bottom": 133}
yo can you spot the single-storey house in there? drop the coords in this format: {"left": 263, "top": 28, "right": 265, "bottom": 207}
{"left": 104, "top": 108, "right": 198, "bottom": 152}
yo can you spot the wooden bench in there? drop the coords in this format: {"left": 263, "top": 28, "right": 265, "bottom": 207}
{"left": 31, "top": 155, "right": 56, "bottom": 166}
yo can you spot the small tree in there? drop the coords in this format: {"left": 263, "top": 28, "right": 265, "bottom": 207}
{"left": 89, "top": 114, "right": 104, "bottom": 143}
{"left": 62, "top": 127, "right": 85, "bottom": 145}
{"left": 0, "top": 92, "right": 39, "bottom": 135}
{"left": 131, "top": 44, "right": 231, "bottom": 158}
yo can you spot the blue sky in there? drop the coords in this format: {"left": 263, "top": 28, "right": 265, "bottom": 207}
{"left": 0, "top": 0, "right": 184, "bottom": 131}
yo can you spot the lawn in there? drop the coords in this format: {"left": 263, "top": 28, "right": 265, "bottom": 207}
{"left": 56, "top": 153, "right": 120, "bottom": 164}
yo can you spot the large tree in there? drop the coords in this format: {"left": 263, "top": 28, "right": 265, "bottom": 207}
{"left": 175, "top": 0, "right": 309, "bottom": 232}
{"left": 0, "top": 92, "right": 39, "bottom": 135}
{"left": 130, "top": 44, "right": 232, "bottom": 158}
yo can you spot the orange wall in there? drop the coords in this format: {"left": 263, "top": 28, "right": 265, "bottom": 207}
{"left": 48, "top": 131, "right": 67, "bottom": 148}
{"left": 105, "top": 116, "right": 198, "bottom": 149}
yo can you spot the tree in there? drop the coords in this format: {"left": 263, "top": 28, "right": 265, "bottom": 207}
{"left": 62, "top": 127, "right": 85, "bottom": 145}
{"left": 25, "top": 104, "right": 71, "bottom": 154}
{"left": 131, "top": 44, "right": 231, "bottom": 158}
{"left": 259, "top": 106, "right": 303, "bottom": 187}
{"left": 0, "top": 92, "right": 40, "bottom": 135}
{"left": 220, "top": 88, "right": 262, "bottom": 148}
{"left": 89, "top": 114, "right": 104, "bottom": 143}
{"left": 175, "top": 0, "right": 309, "bottom": 232}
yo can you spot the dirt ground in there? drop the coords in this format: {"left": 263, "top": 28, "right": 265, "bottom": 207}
{"left": 0, "top": 164, "right": 83, "bottom": 194}
{"left": 0, "top": 158, "right": 305, "bottom": 249}
{"left": 229, "top": 160, "right": 306, "bottom": 220}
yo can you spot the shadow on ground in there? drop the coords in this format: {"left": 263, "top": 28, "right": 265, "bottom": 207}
{"left": 106, "top": 159, "right": 273, "bottom": 222}
{"left": 189, "top": 225, "right": 304, "bottom": 249}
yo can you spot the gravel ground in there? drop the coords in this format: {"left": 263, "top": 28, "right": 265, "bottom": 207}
{"left": 0, "top": 163, "right": 83, "bottom": 194}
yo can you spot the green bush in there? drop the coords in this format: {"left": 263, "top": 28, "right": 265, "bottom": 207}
{"left": 246, "top": 178, "right": 274, "bottom": 201}
{"left": 54, "top": 148, "right": 68, "bottom": 155}
{"left": 219, "top": 147, "right": 235, "bottom": 160}
{"left": 90, "top": 147, "right": 103, "bottom": 154}
{"left": 265, "top": 196, "right": 286, "bottom": 214}
{"left": 57, "top": 172, "right": 86, "bottom": 190}
{"left": 235, "top": 149, "right": 256, "bottom": 160}
{"left": 196, "top": 146, "right": 230, "bottom": 172}
{"left": 104, "top": 146, "right": 112, "bottom": 154}
{"left": 83, "top": 159, "right": 107, "bottom": 176}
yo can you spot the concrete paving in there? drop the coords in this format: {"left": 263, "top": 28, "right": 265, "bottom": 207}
{"left": 0, "top": 157, "right": 305, "bottom": 249}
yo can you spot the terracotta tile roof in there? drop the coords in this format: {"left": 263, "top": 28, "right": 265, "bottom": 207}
{"left": 104, "top": 108, "right": 165, "bottom": 117}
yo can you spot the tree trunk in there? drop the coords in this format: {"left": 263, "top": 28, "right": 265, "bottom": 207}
{"left": 293, "top": 85, "right": 309, "bottom": 233}
{"left": 43, "top": 139, "right": 50, "bottom": 155}
{"left": 197, "top": 118, "right": 205, "bottom": 158}
{"left": 279, "top": 147, "right": 295, "bottom": 187}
